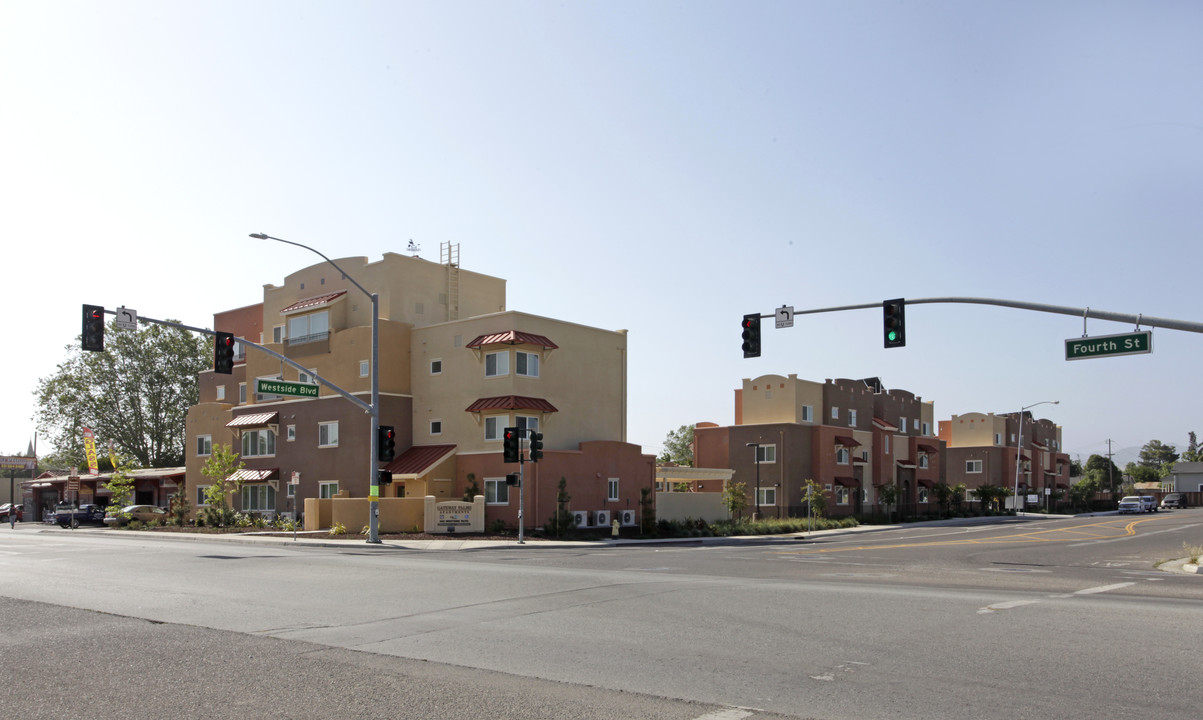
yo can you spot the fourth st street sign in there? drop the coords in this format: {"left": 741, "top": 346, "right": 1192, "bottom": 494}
{"left": 256, "top": 378, "right": 319, "bottom": 398}
{"left": 1065, "top": 330, "right": 1152, "bottom": 361}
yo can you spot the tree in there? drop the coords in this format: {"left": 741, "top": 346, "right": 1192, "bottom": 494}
{"left": 658, "top": 425, "right": 694, "bottom": 466}
{"left": 200, "top": 443, "right": 245, "bottom": 526}
{"left": 802, "top": 479, "right": 827, "bottom": 519}
{"left": 876, "top": 482, "right": 900, "bottom": 521}
{"left": 1138, "top": 439, "right": 1178, "bottom": 475}
{"left": 639, "top": 486, "right": 655, "bottom": 535}
{"left": 1084, "top": 454, "right": 1121, "bottom": 493}
{"left": 35, "top": 318, "right": 209, "bottom": 467}
{"left": 1183, "top": 432, "right": 1201, "bottom": 463}
{"left": 1124, "top": 462, "right": 1160, "bottom": 486}
{"left": 545, "top": 477, "right": 575, "bottom": 537}
{"left": 932, "top": 481, "right": 954, "bottom": 518}
{"left": 1069, "top": 475, "right": 1100, "bottom": 510}
{"left": 722, "top": 480, "right": 749, "bottom": 520}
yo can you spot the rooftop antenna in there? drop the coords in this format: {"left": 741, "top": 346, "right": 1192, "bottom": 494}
{"left": 407, "top": 239, "right": 421, "bottom": 257}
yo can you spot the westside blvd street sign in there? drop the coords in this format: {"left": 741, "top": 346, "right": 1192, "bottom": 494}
{"left": 1065, "top": 330, "right": 1152, "bottom": 361}
{"left": 256, "top": 378, "right": 319, "bottom": 398}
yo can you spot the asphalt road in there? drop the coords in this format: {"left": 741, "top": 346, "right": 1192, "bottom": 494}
{"left": 2, "top": 512, "right": 1200, "bottom": 720}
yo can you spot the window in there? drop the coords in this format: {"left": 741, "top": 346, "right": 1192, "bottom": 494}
{"left": 239, "top": 383, "right": 247, "bottom": 404}
{"left": 884, "top": 435, "right": 890, "bottom": 454}
{"left": 515, "top": 415, "right": 539, "bottom": 434}
{"left": 966, "top": 460, "right": 983, "bottom": 473}
{"left": 516, "top": 352, "right": 539, "bottom": 377}
{"left": 485, "top": 478, "right": 509, "bottom": 504}
{"left": 484, "top": 416, "right": 504, "bottom": 441}
{"left": 757, "top": 486, "right": 776, "bottom": 506}
{"left": 359, "top": 360, "right": 370, "bottom": 378}
{"left": 241, "top": 484, "right": 276, "bottom": 513}
{"left": 430, "top": 359, "right": 442, "bottom": 375}
{"left": 272, "top": 325, "right": 284, "bottom": 344}
{"left": 848, "top": 409, "right": 857, "bottom": 427}
{"left": 286, "top": 483, "right": 296, "bottom": 498}
{"left": 922, "top": 422, "right": 931, "bottom": 436}
{"left": 995, "top": 433, "right": 1003, "bottom": 446}
{"left": 215, "top": 385, "right": 226, "bottom": 401}
{"left": 918, "top": 487, "right": 930, "bottom": 504}
{"left": 919, "top": 454, "right": 929, "bottom": 469}
{"left": 196, "top": 434, "right": 212, "bottom": 457}
{"left": 242, "top": 428, "right": 276, "bottom": 457}
{"left": 485, "top": 351, "right": 509, "bottom": 377}
{"left": 286, "top": 425, "right": 296, "bottom": 442}
{"left": 836, "top": 447, "right": 850, "bottom": 464}
{"left": 801, "top": 405, "right": 813, "bottom": 422}
{"left": 608, "top": 478, "right": 619, "bottom": 501}
{"left": 835, "top": 486, "right": 850, "bottom": 505}
{"left": 900, "top": 417, "right": 907, "bottom": 433}
{"left": 299, "top": 368, "right": 317, "bottom": 384}
{"left": 430, "top": 420, "right": 442, "bottom": 436}
{"left": 195, "top": 484, "right": 211, "bottom": 506}
{"left": 319, "top": 481, "right": 339, "bottom": 499}
{"left": 318, "top": 421, "right": 339, "bottom": 448}
{"left": 288, "top": 310, "right": 329, "bottom": 345}
{"left": 831, "top": 407, "right": 839, "bottom": 420}
{"left": 754, "top": 445, "right": 776, "bottom": 463}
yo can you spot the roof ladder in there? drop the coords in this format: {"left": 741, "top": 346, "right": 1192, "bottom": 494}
{"left": 441, "top": 241, "right": 460, "bottom": 321}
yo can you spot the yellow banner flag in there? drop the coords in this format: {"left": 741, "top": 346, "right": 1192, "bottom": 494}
{"left": 82, "top": 427, "right": 99, "bottom": 476}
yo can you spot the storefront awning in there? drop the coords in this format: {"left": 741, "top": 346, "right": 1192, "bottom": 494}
{"left": 227, "top": 468, "right": 279, "bottom": 483}
{"left": 226, "top": 412, "right": 280, "bottom": 428}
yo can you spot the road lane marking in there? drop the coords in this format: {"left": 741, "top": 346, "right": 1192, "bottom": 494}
{"left": 1074, "top": 582, "right": 1135, "bottom": 595}
{"left": 690, "top": 709, "right": 755, "bottom": 720}
{"left": 978, "top": 599, "right": 1041, "bottom": 614}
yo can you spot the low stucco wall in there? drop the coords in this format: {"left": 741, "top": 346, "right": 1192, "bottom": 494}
{"left": 304, "top": 496, "right": 426, "bottom": 533}
{"left": 304, "top": 495, "right": 485, "bottom": 533}
{"left": 655, "top": 492, "right": 731, "bottom": 524}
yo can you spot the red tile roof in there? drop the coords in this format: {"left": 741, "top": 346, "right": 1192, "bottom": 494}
{"left": 466, "top": 331, "right": 558, "bottom": 350}
{"left": 280, "top": 290, "right": 347, "bottom": 314}
{"left": 834, "top": 435, "right": 861, "bottom": 447}
{"left": 383, "top": 444, "right": 457, "bottom": 475}
{"left": 464, "top": 396, "right": 559, "bottom": 413}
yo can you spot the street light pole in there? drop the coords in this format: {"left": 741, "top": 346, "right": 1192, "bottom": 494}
{"left": 251, "top": 233, "right": 382, "bottom": 544}
{"left": 1013, "top": 400, "right": 1059, "bottom": 515}
{"left": 746, "top": 442, "right": 761, "bottom": 521}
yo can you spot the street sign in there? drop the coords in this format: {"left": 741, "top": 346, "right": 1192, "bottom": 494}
{"left": 775, "top": 305, "right": 794, "bottom": 329}
{"left": 1065, "top": 330, "right": 1152, "bottom": 361}
{"left": 115, "top": 306, "right": 138, "bottom": 330}
{"left": 256, "top": 378, "right": 319, "bottom": 398}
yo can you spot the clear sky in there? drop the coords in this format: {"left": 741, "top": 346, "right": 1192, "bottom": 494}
{"left": 3, "top": 1, "right": 1201, "bottom": 467}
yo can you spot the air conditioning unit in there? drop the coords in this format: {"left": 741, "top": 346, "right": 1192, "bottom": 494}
{"left": 619, "top": 509, "right": 636, "bottom": 527}
{"left": 572, "top": 510, "right": 589, "bottom": 528}
{"left": 594, "top": 510, "right": 611, "bottom": 527}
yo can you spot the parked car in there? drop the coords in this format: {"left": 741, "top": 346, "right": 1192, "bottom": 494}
{"left": 1139, "top": 495, "right": 1158, "bottom": 512}
{"left": 1117, "top": 496, "right": 1143, "bottom": 514}
{"left": 104, "top": 504, "right": 168, "bottom": 526}
{"left": 1161, "top": 493, "right": 1187, "bottom": 509}
{"left": 55, "top": 502, "right": 107, "bottom": 528}
{"left": 0, "top": 503, "right": 23, "bottom": 522}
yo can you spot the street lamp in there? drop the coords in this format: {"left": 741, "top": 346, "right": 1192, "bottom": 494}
{"left": 746, "top": 442, "right": 761, "bottom": 520}
{"left": 250, "top": 233, "right": 382, "bottom": 544}
{"left": 1013, "top": 400, "right": 1059, "bottom": 515}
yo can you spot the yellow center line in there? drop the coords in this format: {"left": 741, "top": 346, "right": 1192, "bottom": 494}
{"left": 774, "top": 517, "right": 1164, "bottom": 556}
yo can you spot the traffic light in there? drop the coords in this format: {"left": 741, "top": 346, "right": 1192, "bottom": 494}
{"left": 503, "top": 427, "right": 521, "bottom": 463}
{"left": 883, "top": 299, "right": 906, "bottom": 348}
{"left": 528, "top": 431, "right": 544, "bottom": 462}
{"left": 741, "top": 314, "right": 761, "bottom": 358}
{"left": 82, "top": 305, "right": 105, "bottom": 352}
{"left": 377, "top": 425, "right": 396, "bottom": 462}
{"left": 214, "top": 331, "right": 235, "bottom": 374}
{"left": 377, "top": 468, "right": 392, "bottom": 485}
{"left": 505, "top": 473, "right": 519, "bottom": 486}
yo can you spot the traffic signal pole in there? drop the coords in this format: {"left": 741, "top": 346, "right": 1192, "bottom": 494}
{"left": 744, "top": 296, "right": 1203, "bottom": 357}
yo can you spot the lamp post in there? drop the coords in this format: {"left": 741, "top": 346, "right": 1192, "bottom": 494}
{"left": 251, "top": 233, "right": 382, "bottom": 544}
{"left": 1013, "top": 400, "right": 1059, "bottom": 515}
{"left": 746, "top": 442, "right": 761, "bottom": 520}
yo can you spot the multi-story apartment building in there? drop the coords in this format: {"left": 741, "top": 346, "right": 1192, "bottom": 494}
{"left": 939, "top": 411, "right": 1069, "bottom": 508}
{"left": 694, "top": 374, "right": 943, "bottom": 518}
{"left": 185, "top": 249, "right": 653, "bottom": 530}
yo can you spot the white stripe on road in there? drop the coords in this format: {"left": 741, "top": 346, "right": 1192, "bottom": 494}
{"left": 691, "top": 709, "right": 755, "bottom": 720}
{"left": 977, "top": 599, "right": 1041, "bottom": 614}
{"left": 1074, "top": 582, "right": 1135, "bottom": 595}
